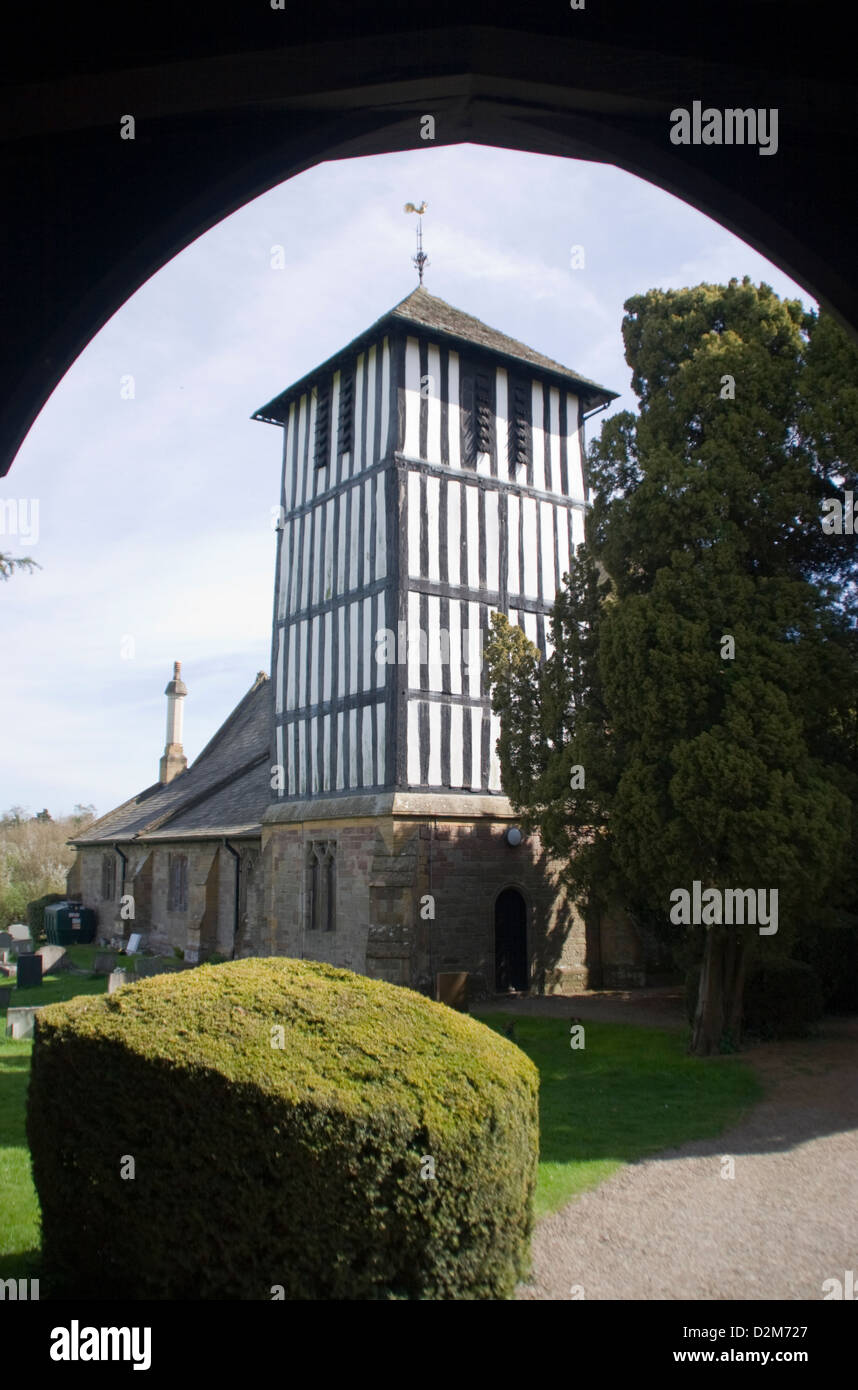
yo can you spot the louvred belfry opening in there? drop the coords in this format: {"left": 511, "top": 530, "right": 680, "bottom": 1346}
{"left": 252, "top": 285, "right": 616, "bottom": 802}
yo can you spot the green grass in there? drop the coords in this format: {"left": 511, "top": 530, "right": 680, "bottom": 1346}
{"left": 3, "top": 969, "right": 108, "bottom": 1014}
{"left": 0, "top": 1038, "right": 39, "bottom": 1283}
{"left": 0, "top": 990, "right": 764, "bottom": 1287}
{"left": 1, "top": 965, "right": 110, "bottom": 1283}
{"left": 479, "top": 1014, "right": 763, "bottom": 1218}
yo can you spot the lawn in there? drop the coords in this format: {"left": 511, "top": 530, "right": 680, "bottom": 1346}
{"left": 479, "top": 1013, "right": 762, "bottom": 1218}
{"left": 0, "top": 984, "right": 763, "bottom": 1286}
{"left": 1, "top": 960, "right": 109, "bottom": 1282}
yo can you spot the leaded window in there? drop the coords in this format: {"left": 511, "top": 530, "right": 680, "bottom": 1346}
{"left": 101, "top": 853, "right": 116, "bottom": 901}
{"left": 306, "top": 840, "right": 336, "bottom": 933}
{"left": 167, "top": 853, "right": 188, "bottom": 912}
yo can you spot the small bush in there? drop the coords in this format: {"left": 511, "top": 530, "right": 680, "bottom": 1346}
{"left": 28, "top": 958, "right": 539, "bottom": 1300}
{"left": 686, "top": 958, "right": 823, "bottom": 1039}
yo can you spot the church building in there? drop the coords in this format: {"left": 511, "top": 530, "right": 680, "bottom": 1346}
{"left": 68, "top": 286, "right": 648, "bottom": 996}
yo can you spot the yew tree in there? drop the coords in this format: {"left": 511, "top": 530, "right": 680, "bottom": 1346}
{"left": 486, "top": 278, "right": 858, "bottom": 1055}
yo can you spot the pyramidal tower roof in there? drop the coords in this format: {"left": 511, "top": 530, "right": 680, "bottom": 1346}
{"left": 252, "top": 286, "right": 617, "bottom": 424}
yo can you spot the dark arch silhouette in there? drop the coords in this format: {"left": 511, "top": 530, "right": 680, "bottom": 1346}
{"left": 495, "top": 887, "right": 528, "bottom": 993}
{"left": 2, "top": 2, "right": 855, "bottom": 476}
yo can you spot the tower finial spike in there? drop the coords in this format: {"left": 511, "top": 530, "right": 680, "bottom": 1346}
{"left": 403, "top": 201, "right": 429, "bottom": 286}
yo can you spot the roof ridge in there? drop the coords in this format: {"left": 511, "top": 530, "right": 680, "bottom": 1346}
{"left": 68, "top": 673, "right": 270, "bottom": 846}
{"left": 137, "top": 749, "right": 271, "bottom": 837}
{"left": 252, "top": 286, "right": 616, "bottom": 424}
{"left": 67, "top": 780, "right": 167, "bottom": 845}
{"left": 189, "top": 671, "right": 269, "bottom": 770}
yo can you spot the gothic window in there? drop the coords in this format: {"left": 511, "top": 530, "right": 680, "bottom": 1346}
{"left": 101, "top": 853, "right": 116, "bottom": 901}
{"left": 337, "top": 367, "right": 355, "bottom": 457}
{"left": 508, "top": 376, "right": 531, "bottom": 473}
{"left": 314, "top": 377, "right": 332, "bottom": 468}
{"left": 239, "top": 850, "right": 258, "bottom": 930}
{"left": 167, "top": 853, "right": 188, "bottom": 912}
{"left": 306, "top": 840, "right": 336, "bottom": 933}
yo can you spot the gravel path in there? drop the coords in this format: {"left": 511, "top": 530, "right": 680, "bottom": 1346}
{"left": 498, "top": 998, "right": 858, "bottom": 1301}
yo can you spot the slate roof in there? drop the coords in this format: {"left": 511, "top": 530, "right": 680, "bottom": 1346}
{"left": 71, "top": 673, "right": 271, "bottom": 846}
{"left": 252, "top": 286, "right": 617, "bottom": 424}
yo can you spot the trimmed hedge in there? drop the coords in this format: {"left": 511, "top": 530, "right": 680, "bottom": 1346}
{"left": 686, "top": 957, "right": 824, "bottom": 1040}
{"left": 28, "top": 958, "right": 539, "bottom": 1300}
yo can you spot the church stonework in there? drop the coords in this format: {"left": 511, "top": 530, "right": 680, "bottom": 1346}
{"left": 69, "top": 288, "right": 647, "bottom": 995}
{"left": 249, "top": 287, "right": 632, "bottom": 996}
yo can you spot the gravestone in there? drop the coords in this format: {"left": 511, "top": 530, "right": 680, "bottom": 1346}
{"left": 0, "top": 985, "right": 12, "bottom": 1010}
{"left": 8, "top": 923, "right": 34, "bottom": 952}
{"left": 37, "top": 945, "right": 69, "bottom": 974}
{"left": 135, "top": 957, "right": 187, "bottom": 979}
{"left": 94, "top": 952, "right": 116, "bottom": 975}
{"left": 0, "top": 931, "right": 12, "bottom": 967}
{"left": 126, "top": 932, "right": 143, "bottom": 955}
{"left": 108, "top": 969, "right": 131, "bottom": 994}
{"left": 436, "top": 972, "right": 469, "bottom": 1011}
{"left": 16, "top": 954, "right": 43, "bottom": 988}
{"left": 6, "top": 1006, "right": 41, "bottom": 1040}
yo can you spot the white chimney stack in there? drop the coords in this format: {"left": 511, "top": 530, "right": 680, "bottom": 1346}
{"left": 159, "top": 660, "right": 188, "bottom": 784}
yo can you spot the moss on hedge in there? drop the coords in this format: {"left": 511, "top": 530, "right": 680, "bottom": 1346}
{"left": 27, "top": 958, "right": 539, "bottom": 1300}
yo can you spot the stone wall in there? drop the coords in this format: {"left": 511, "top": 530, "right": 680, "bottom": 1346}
{"left": 258, "top": 799, "right": 617, "bottom": 998}
{"left": 71, "top": 840, "right": 263, "bottom": 963}
{"left": 71, "top": 812, "right": 647, "bottom": 993}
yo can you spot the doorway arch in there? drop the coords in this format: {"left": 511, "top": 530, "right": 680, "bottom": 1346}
{"left": 3, "top": 15, "right": 857, "bottom": 475}
{"left": 494, "top": 887, "right": 528, "bottom": 994}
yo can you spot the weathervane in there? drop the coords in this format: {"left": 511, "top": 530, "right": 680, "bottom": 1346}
{"left": 404, "top": 201, "right": 428, "bottom": 285}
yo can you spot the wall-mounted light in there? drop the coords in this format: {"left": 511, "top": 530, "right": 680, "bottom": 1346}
{"left": 505, "top": 826, "right": 522, "bottom": 846}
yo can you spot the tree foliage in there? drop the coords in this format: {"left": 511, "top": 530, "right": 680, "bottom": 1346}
{"left": 0, "top": 552, "right": 40, "bottom": 580}
{"left": 486, "top": 278, "right": 858, "bottom": 1054}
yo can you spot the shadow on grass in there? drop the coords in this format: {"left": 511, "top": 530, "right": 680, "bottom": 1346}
{"left": 480, "top": 1014, "right": 763, "bottom": 1170}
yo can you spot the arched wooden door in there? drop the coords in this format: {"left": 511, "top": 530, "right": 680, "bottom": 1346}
{"left": 495, "top": 888, "right": 528, "bottom": 993}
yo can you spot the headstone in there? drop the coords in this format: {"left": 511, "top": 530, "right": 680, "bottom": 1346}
{"left": 436, "top": 972, "right": 469, "bottom": 1011}
{"left": 93, "top": 952, "right": 116, "bottom": 975}
{"left": 126, "top": 932, "right": 143, "bottom": 955}
{"left": 108, "top": 969, "right": 131, "bottom": 994}
{"left": 433, "top": 978, "right": 467, "bottom": 1011}
{"left": 37, "top": 945, "right": 69, "bottom": 974}
{"left": 136, "top": 957, "right": 179, "bottom": 979}
{"left": 8, "top": 923, "right": 34, "bottom": 946}
{"left": 16, "top": 954, "right": 43, "bottom": 989}
{"left": 0, "top": 985, "right": 12, "bottom": 1010}
{"left": 5, "top": 1005, "right": 42, "bottom": 1040}
{"left": 0, "top": 932, "right": 12, "bottom": 952}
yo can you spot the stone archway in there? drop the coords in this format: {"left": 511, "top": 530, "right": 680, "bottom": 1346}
{"left": 3, "top": 11, "right": 857, "bottom": 476}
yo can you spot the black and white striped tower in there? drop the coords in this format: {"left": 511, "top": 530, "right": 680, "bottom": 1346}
{"left": 253, "top": 287, "right": 618, "bottom": 994}
{"left": 254, "top": 288, "right": 616, "bottom": 804}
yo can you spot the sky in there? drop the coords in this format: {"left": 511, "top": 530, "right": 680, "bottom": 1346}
{"left": 0, "top": 142, "right": 815, "bottom": 818}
